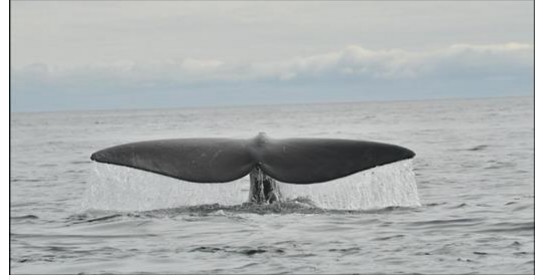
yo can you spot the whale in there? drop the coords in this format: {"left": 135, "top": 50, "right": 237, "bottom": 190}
{"left": 90, "top": 133, "right": 415, "bottom": 204}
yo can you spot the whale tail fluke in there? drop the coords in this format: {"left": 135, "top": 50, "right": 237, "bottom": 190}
{"left": 91, "top": 134, "right": 415, "bottom": 185}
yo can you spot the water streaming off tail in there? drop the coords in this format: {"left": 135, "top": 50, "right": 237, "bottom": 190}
{"left": 278, "top": 159, "right": 420, "bottom": 210}
{"left": 83, "top": 163, "right": 249, "bottom": 211}
{"left": 83, "top": 159, "right": 419, "bottom": 211}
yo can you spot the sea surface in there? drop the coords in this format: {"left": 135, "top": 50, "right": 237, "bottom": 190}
{"left": 10, "top": 96, "right": 534, "bottom": 274}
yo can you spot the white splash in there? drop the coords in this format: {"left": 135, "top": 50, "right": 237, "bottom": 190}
{"left": 83, "top": 163, "right": 249, "bottom": 211}
{"left": 83, "top": 159, "right": 420, "bottom": 211}
{"left": 278, "top": 159, "right": 420, "bottom": 210}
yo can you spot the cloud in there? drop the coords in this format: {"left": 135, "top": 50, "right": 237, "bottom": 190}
{"left": 13, "top": 42, "right": 532, "bottom": 84}
{"left": 11, "top": 43, "right": 533, "bottom": 111}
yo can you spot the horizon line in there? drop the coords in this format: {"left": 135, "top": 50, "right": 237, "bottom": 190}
{"left": 10, "top": 94, "right": 533, "bottom": 115}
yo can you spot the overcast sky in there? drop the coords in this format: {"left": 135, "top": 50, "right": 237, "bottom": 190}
{"left": 11, "top": 1, "right": 534, "bottom": 112}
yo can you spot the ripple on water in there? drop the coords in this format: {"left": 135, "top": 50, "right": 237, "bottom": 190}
{"left": 189, "top": 245, "right": 286, "bottom": 256}
{"left": 475, "top": 222, "right": 534, "bottom": 233}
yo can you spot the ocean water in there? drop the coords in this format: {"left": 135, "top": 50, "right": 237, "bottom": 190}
{"left": 10, "top": 96, "right": 534, "bottom": 274}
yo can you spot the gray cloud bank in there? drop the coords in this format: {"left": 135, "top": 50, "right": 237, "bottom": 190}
{"left": 12, "top": 43, "right": 533, "bottom": 112}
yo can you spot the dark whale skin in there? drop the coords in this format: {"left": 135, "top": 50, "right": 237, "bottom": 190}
{"left": 91, "top": 133, "right": 415, "bottom": 184}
